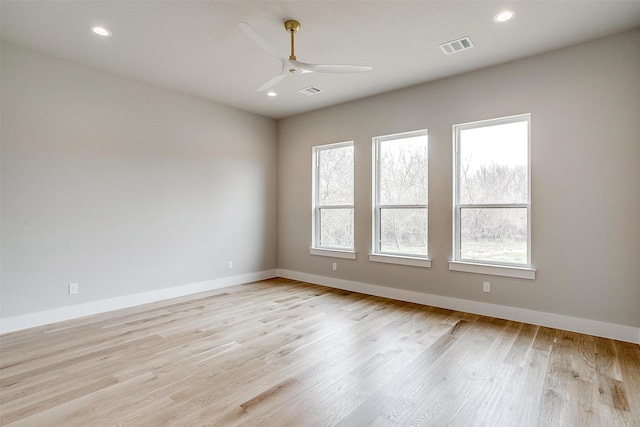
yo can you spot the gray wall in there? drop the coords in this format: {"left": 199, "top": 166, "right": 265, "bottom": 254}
{"left": 278, "top": 29, "right": 640, "bottom": 328}
{"left": 1, "top": 42, "right": 278, "bottom": 318}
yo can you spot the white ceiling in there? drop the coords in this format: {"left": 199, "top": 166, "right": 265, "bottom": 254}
{"left": 2, "top": 1, "right": 639, "bottom": 119}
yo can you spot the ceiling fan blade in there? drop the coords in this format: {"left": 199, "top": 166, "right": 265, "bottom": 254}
{"left": 257, "top": 71, "right": 288, "bottom": 92}
{"left": 295, "top": 61, "right": 373, "bottom": 73}
{"left": 239, "top": 22, "right": 287, "bottom": 63}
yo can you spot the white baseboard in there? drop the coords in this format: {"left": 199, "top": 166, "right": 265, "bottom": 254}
{"left": 278, "top": 269, "right": 640, "bottom": 345}
{"left": 0, "top": 270, "right": 278, "bottom": 335}
{"left": 4, "top": 269, "right": 638, "bottom": 345}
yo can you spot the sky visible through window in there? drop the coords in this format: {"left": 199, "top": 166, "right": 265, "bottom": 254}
{"left": 460, "top": 121, "right": 527, "bottom": 174}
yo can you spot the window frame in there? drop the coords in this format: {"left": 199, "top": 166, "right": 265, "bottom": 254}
{"left": 370, "top": 129, "right": 431, "bottom": 267}
{"left": 310, "top": 141, "right": 356, "bottom": 258}
{"left": 450, "top": 114, "right": 535, "bottom": 279}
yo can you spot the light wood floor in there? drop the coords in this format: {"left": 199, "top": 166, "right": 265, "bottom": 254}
{"left": 1, "top": 278, "right": 639, "bottom": 426}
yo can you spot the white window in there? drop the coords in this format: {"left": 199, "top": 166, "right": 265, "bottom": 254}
{"left": 451, "top": 114, "right": 535, "bottom": 279}
{"left": 311, "top": 142, "right": 355, "bottom": 258}
{"left": 371, "top": 130, "right": 430, "bottom": 267}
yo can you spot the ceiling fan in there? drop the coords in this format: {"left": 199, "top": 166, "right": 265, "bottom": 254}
{"left": 239, "top": 20, "right": 373, "bottom": 92}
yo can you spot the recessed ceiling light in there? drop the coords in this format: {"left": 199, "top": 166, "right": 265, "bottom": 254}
{"left": 266, "top": 92, "right": 277, "bottom": 97}
{"left": 494, "top": 10, "right": 515, "bottom": 23}
{"left": 90, "top": 26, "right": 111, "bottom": 37}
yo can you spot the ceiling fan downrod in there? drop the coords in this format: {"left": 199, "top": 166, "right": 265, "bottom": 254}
{"left": 284, "top": 20, "right": 300, "bottom": 61}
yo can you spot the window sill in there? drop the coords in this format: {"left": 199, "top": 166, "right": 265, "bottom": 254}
{"left": 369, "top": 253, "right": 431, "bottom": 268}
{"left": 309, "top": 248, "right": 357, "bottom": 260}
{"left": 448, "top": 261, "right": 536, "bottom": 280}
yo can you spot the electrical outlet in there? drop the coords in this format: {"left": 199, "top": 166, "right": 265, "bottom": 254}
{"left": 69, "top": 283, "right": 78, "bottom": 295}
{"left": 228, "top": 261, "right": 233, "bottom": 269}
{"left": 483, "top": 282, "right": 490, "bottom": 293}
{"left": 332, "top": 262, "right": 337, "bottom": 271}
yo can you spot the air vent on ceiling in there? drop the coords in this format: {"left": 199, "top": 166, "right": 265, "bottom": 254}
{"left": 439, "top": 36, "right": 474, "bottom": 55}
{"left": 299, "top": 85, "right": 323, "bottom": 96}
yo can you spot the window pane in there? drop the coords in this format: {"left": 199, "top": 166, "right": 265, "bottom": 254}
{"left": 379, "top": 135, "right": 428, "bottom": 205}
{"left": 319, "top": 208, "right": 354, "bottom": 249}
{"left": 380, "top": 208, "right": 428, "bottom": 256}
{"left": 459, "top": 120, "right": 528, "bottom": 204}
{"left": 318, "top": 145, "right": 353, "bottom": 206}
{"left": 460, "top": 208, "right": 527, "bottom": 264}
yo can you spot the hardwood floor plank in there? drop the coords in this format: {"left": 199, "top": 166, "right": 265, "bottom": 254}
{"left": 615, "top": 341, "right": 640, "bottom": 425}
{"left": 531, "top": 326, "right": 557, "bottom": 352}
{"left": 503, "top": 322, "right": 537, "bottom": 367}
{"left": 535, "top": 339, "right": 572, "bottom": 426}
